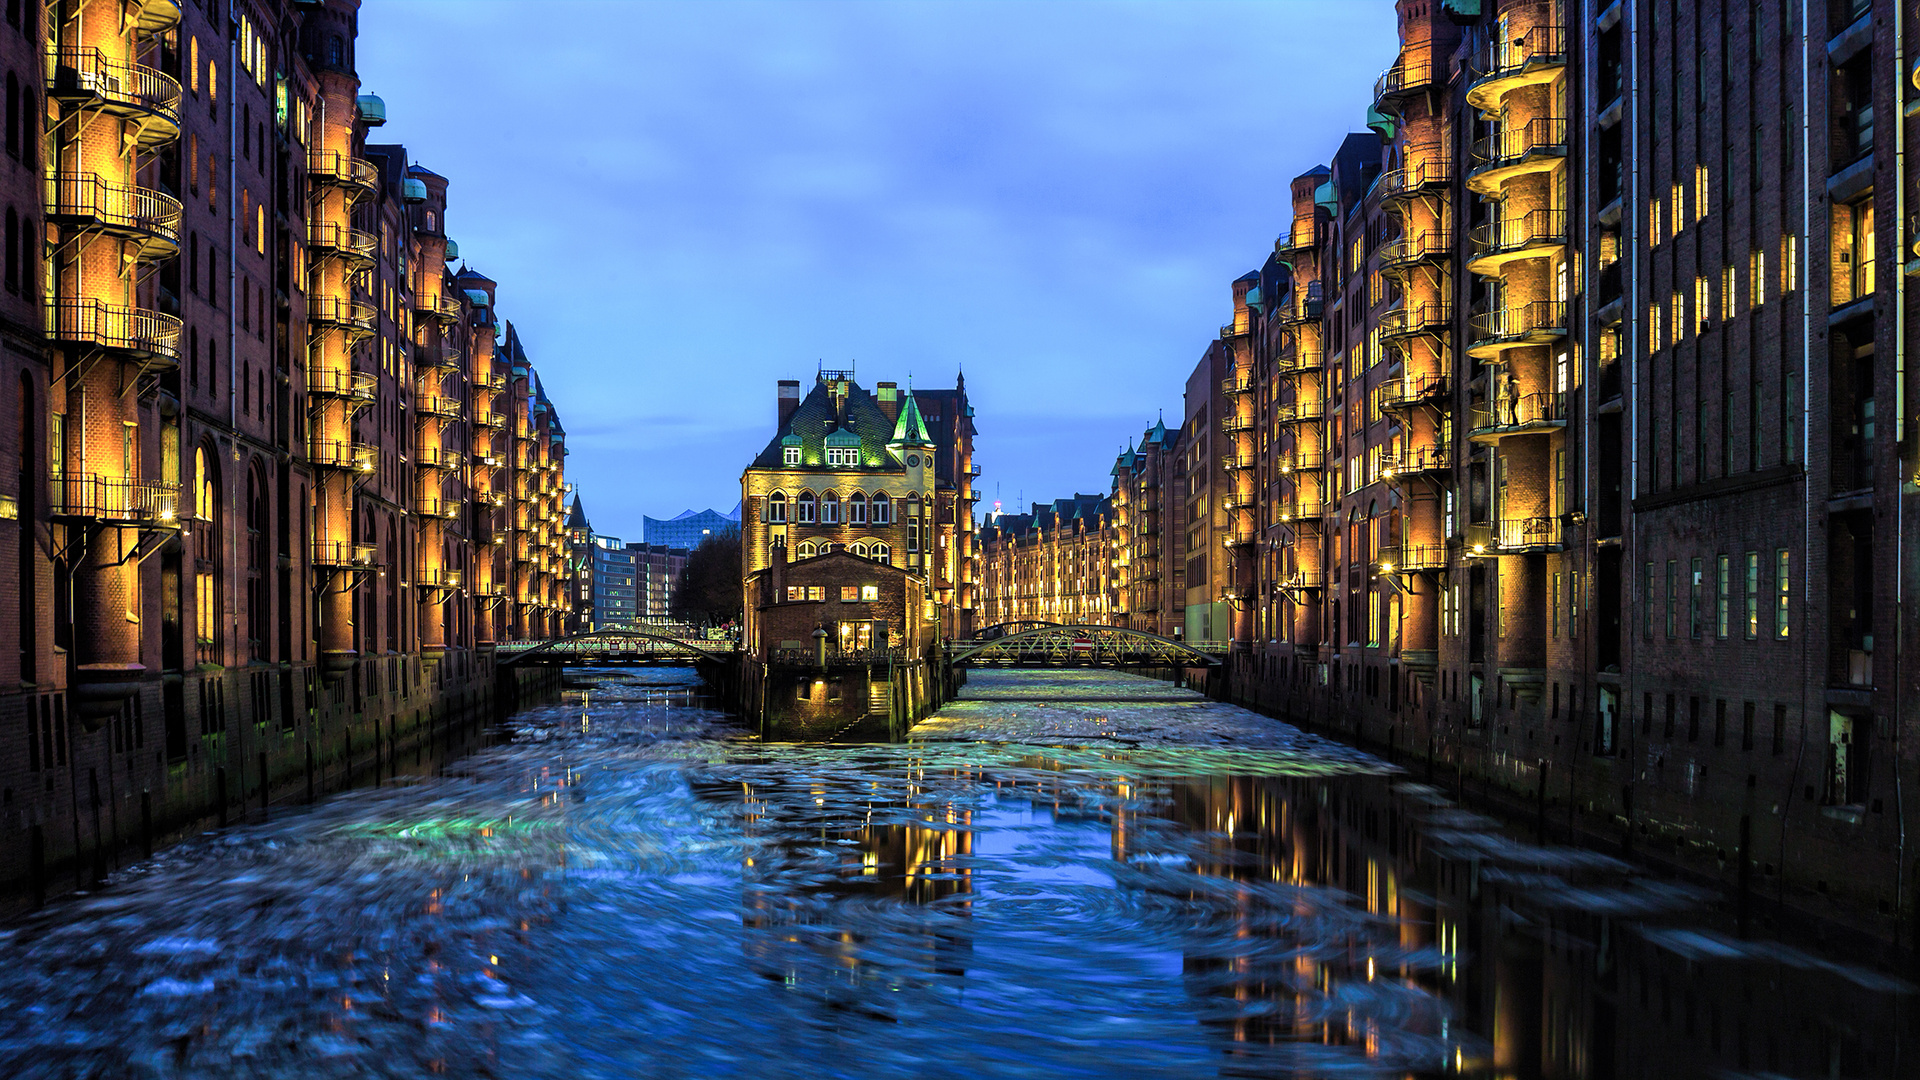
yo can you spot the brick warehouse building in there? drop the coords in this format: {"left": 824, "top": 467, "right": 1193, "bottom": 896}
{"left": 0, "top": 0, "right": 573, "bottom": 901}
{"left": 978, "top": 0, "right": 1920, "bottom": 941}
{"left": 976, "top": 494, "right": 1120, "bottom": 630}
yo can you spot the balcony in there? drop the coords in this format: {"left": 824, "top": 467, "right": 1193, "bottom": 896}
{"left": 308, "top": 367, "right": 376, "bottom": 405}
{"left": 1374, "top": 53, "right": 1439, "bottom": 111}
{"left": 474, "top": 409, "right": 506, "bottom": 429}
{"left": 1467, "top": 117, "right": 1569, "bottom": 195}
{"left": 1222, "top": 527, "right": 1258, "bottom": 549}
{"left": 415, "top": 293, "right": 462, "bottom": 323}
{"left": 1276, "top": 398, "right": 1326, "bottom": 425}
{"left": 1379, "top": 301, "right": 1451, "bottom": 342}
{"left": 1468, "top": 390, "right": 1567, "bottom": 442}
{"left": 1381, "top": 443, "right": 1453, "bottom": 478}
{"left": 415, "top": 567, "right": 463, "bottom": 589}
{"left": 1223, "top": 452, "right": 1256, "bottom": 471}
{"left": 1467, "top": 300, "right": 1568, "bottom": 358}
{"left": 416, "top": 494, "right": 462, "bottom": 520}
{"left": 49, "top": 474, "right": 179, "bottom": 526}
{"left": 416, "top": 446, "right": 464, "bottom": 470}
{"left": 1379, "top": 372, "right": 1450, "bottom": 412}
{"left": 1466, "top": 209, "right": 1568, "bottom": 276}
{"left": 312, "top": 539, "right": 378, "bottom": 568}
{"left": 1379, "top": 155, "right": 1453, "bottom": 205}
{"left": 1466, "top": 517, "right": 1564, "bottom": 555}
{"left": 1221, "top": 372, "right": 1255, "bottom": 396}
{"left": 1277, "top": 446, "right": 1325, "bottom": 473}
{"left": 1221, "top": 491, "right": 1257, "bottom": 512}
{"left": 1275, "top": 222, "right": 1318, "bottom": 258}
{"left": 47, "top": 48, "right": 180, "bottom": 147}
{"left": 44, "top": 173, "right": 181, "bottom": 258}
{"left": 1219, "top": 321, "right": 1248, "bottom": 340}
{"left": 1275, "top": 288, "right": 1325, "bottom": 325}
{"left": 308, "top": 296, "right": 378, "bottom": 336}
{"left": 309, "top": 439, "right": 378, "bottom": 474}
{"left": 309, "top": 149, "right": 379, "bottom": 198}
{"left": 308, "top": 221, "right": 378, "bottom": 267}
{"left": 415, "top": 394, "right": 463, "bottom": 421}
{"left": 1276, "top": 348, "right": 1326, "bottom": 374}
{"left": 128, "top": 0, "right": 182, "bottom": 37}
{"left": 1464, "top": 24, "right": 1568, "bottom": 114}
{"left": 46, "top": 300, "right": 181, "bottom": 366}
{"left": 1278, "top": 494, "right": 1325, "bottom": 524}
{"left": 1220, "top": 413, "right": 1256, "bottom": 435}
{"left": 1379, "top": 229, "right": 1452, "bottom": 274}
{"left": 1378, "top": 544, "right": 1447, "bottom": 574}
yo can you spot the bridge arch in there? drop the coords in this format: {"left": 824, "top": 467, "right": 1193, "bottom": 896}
{"left": 947, "top": 624, "right": 1221, "bottom": 668}
{"left": 973, "top": 619, "right": 1062, "bottom": 640}
{"left": 496, "top": 630, "right": 738, "bottom": 666}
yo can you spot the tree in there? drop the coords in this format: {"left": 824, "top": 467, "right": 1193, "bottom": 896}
{"left": 670, "top": 533, "right": 743, "bottom": 629}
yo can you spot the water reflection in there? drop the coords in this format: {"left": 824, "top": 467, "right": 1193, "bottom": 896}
{"left": 0, "top": 668, "right": 1907, "bottom": 1078}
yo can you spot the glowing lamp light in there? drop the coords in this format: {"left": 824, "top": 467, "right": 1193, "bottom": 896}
{"left": 1471, "top": 544, "right": 1486, "bottom": 555}
{"left": 1379, "top": 562, "right": 1394, "bottom": 575}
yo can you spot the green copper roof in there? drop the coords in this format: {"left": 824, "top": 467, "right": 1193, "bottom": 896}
{"left": 749, "top": 376, "right": 901, "bottom": 471}
{"left": 780, "top": 433, "right": 802, "bottom": 446}
{"left": 1366, "top": 104, "right": 1396, "bottom": 141}
{"left": 890, "top": 389, "right": 933, "bottom": 447}
{"left": 823, "top": 425, "right": 862, "bottom": 448}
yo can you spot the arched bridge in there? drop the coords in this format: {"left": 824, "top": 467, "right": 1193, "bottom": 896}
{"left": 946, "top": 625, "right": 1223, "bottom": 668}
{"left": 496, "top": 630, "right": 740, "bottom": 666}
{"left": 973, "top": 620, "right": 1062, "bottom": 640}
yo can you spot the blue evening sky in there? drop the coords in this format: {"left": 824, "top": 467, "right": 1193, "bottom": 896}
{"left": 358, "top": 0, "right": 1396, "bottom": 541}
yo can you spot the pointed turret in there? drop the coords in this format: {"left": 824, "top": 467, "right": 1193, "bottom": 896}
{"left": 890, "top": 388, "right": 934, "bottom": 449}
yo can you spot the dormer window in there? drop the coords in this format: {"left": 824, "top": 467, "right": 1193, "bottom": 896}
{"left": 784, "top": 446, "right": 801, "bottom": 466}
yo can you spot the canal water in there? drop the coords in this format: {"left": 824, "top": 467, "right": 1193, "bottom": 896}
{"left": 0, "top": 668, "right": 1909, "bottom": 1078}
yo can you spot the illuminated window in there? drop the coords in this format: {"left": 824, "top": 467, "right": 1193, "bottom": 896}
{"left": 821, "top": 492, "right": 840, "bottom": 524}
{"left": 1776, "top": 549, "right": 1790, "bottom": 638}
{"left": 840, "top": 586, "right": 859, "bottom": 602}
{"left": 861, "top": 584, "right": 879, "bottom": 601}
{"left": 765, "top": 491, "right": 786, "bottom": 523}
{"left": 783, "top": 446, "right": 799, "bottom": 465}
{"left": 796, "top": 490, "right": 816, "bottom": 524}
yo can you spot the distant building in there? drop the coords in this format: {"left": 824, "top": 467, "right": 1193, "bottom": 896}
{"left": 632, "top": 544, "right": 692, "bottom": 620}
{"left": 644, "top": 507, "right": 740, "bottom": 552}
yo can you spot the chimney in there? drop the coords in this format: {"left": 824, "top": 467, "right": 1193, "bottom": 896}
{"left": 768, "top": 542, "right": 786, "bottom": 601}
{"left": 777, "top": 380, "right": 801, "bottom": 427}
{"left": 875, "top": 381, "right": 900, "bottom": 424}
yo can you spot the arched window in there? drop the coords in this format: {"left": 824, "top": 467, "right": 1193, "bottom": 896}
{"left": 246, "top": 464, "right": 268, "bottom": 661}
{"left": 848, "top": 542, "right": 868, "bottom": 557}
{"left": 193, "top": 446, "right": 219, "bottom": 664}
{"left": 848, "top": 491, "right": 867, "bottom": 525}
{"left": 821, "top": 491, "right": 841, "bottom": 524}
{"left": 426, "top": 211, "right": 436, "bottom": 232}
{"left": 766, "top": 490, "right": 787, "bottom": 523}
{"left": 796, "top": 539, "right": 817, "bottom": 558}
{"left": 870, "top": 491, "right": 891, "bottom": 525}
{"left": 869, "top": 542, "right": 890, "bottom": 564}
{"left": 906, "top": 493, "right": 922, "bottom": 518}
{"left": 6, "top": 72, "right": 18, "bottom": 160}
{"left": 818, "top": 542, "right": 834, "bottom": 554}
{"left": 796, "top": 490, "right": 816, "bottom": 524}
{"left": 327, "top": 36, "right": 343, "bottom": 67}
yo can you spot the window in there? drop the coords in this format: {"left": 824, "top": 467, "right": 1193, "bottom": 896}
{"left": 1781, "top": 234, "right": 1798, "bottom": 293}
{"left": 1750, "top": 248, "right": 1766, "bottom": 306}
{"left": 765, "top": 491, "right": 786, "bottom": 523}
{"left": 860, "top": 585, "right": 879, "bottom": 602}
{"left": 1776, "top": 548, "right": 1790, "bottom": 638}
{"left": 1569, "top": 571, "right": 1580, "bottom": 637}
{"left": 795, "top": 539, "right": 816, "bottom": 558}
{"left": 1665, "top": 559, "right": 1677, "bottom": 638}
{"left": 870, "top": 492, "right": 892, "bottom": 524}
{"left": 908, "top": 519, "right": 920, "bottom": 553}
{"left": 848, "top": 491, "right": 867, "bottom": 524}
{"left": 840, "top": 586, "right": 859, "bottom": 603}
{"left": 1728, "top": 549, "right": 1743, "bottom": 634}
{"left": 1689, "top": 556, "right": 1703, "bottom": 638}
{"left": 1643, "top": 561, "right": 1655, "bottom": 640}
{"left": 821, "top": 492, "right": 840, "bottom": 524}
{"left": 870, "top": 542, "right": 890, "bottom": 563}
{"left": 1745, "top": 551, "right": 1760, "bottom": 639}
{"left": 796, "top": 491, "right": 816, "bottom": 524}
{"left": 1551, "top": 573, "right": 1561, "bottom": 637}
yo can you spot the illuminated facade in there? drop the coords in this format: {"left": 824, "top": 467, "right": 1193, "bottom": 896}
{"left": 0, "top": 0, "right": 574, "bottom": 899}
{"left": 976, "top": 494, "right": 1119, "bottom": 629}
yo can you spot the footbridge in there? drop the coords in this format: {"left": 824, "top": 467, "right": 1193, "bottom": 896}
{"left": 945, "top": 625, "right": 1224, "bottom": 668}
{"left": 496, "top": 630, "right": 740, "bottom": 667}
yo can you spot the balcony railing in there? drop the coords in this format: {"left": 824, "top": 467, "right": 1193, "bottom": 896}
{"left": 1219, "top": 321, "right": 1248, "bottom": 339}
{"left": 47, "top": 48, "right": 181, "bottom": 144}
{"left": 1374, "top": 53, "right": 1439, "bottom": 108}
{"left": 44, "top": 172, "right": 181, "bottom": 255}
{"left": 1468, "top": 391, "right": 1568, "bottom": 438}
{"left": 313, "top": 540, "right": 377, "bottom": 569}
{"left": 1467, "top": 517, "right": 1563, "bottom": 554}
{"left": 415, "top": 567, "right": 463, "bottom": 589}
{"left": 1221, "top": 373, "right": 1255, "bottom": 395}
{"left": 1276, "top": 398, "right": 1325, "bottom": 425}
{"left": 1468, "top": 118, "right": 1569, "bottom": 189}
{"left": 1223, "top": 452, "right": 1256, "bottom": 471}
{"left": 1278, "top": 495, "right": 1325, "bottom": 523}
{"left": 1379, "top": 229, "right": 1452, "bottom": 272}
{"left": 1222, "top": 527, "right": 1258, "bottom": 548}
{"left": 1277, "top": 446, "right": 1325, "bottom": 473}
{"left": 414, "top": 292, "right": 461, "bottom": 323}
{"left": 309, "top": 149, "right": 379, "bottom": 195}
{"left": 416, "top": 446, "right": 463, "bottom": 469}
{"left": 1379, "top": 155, "right": 1453, "bottom": 203}
{"left": 308, "top": 221, "right": 378, "bottom": 264}
{"left": 1276, "top": 222, "right": 1318, "bottom": 256}
{"left": 1468, "top": 209, "right": 1568, "bottom": 270}
{"left": 474, "top": 409, "right": 506, "bottom": 428}
{"left": 1379, "top": 372, "right": 1450, "bottom": 411}
{"left": 310, "top": 439, "right": 378, "bottom": 473}
{"left": 415, "top": 394, "right": 463, "bottom": 420}
{"left": 1379, "top": 301, "right": 1451, "bottom": 340}
{"left": 308, "top": 296, "right": 378, "bottom": 334}
{"left": 1381, "top": 443, "right": 1452, "bottom": 477}
{"left": 127, "top": 0, "right": 182, "bottom": 37}
{"left": 1468, "top": 300, "right": 1568, "bottom": 353}
{"left": 308, "top": 367, "right": 376, "bottom": 404}
{"left": 1221, "top": 492, "right": 1257, "bottom": 512}
{"left": 46, "top": 299, "right": 181, "bottom": 363}
{"left": 1466, "top": 24, "right": 1568, "bottom": 112}
{"left": 771, "top": 647, "right": 910, "bottom": 667}
{"left": 1220, "top": 413, "right": 1256, "bottom": 435}
{"left": 1378, "top": 544, "right": 1447, "bottom": 573}
{"left": 416, "top": 495, "right": 462, "bottom": 520}
{"left": 1276, "top": 348, "right": 1326, "bottom": 374}
{"left": 48, "top": 474, "right": 179, "bottom": 525}
{"left": 1275, "top": 288, "right": 1325, "bottom": 325}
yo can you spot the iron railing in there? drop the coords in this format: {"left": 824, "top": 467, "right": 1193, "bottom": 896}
{"left": 1276, "top": 399, "right": 1325, "bottom": 425}
{"left": 1470, "top": 209, "right": 1568, "bottom": 263}
{"left": 1379, "top": 154, "right": 1452, "bottom": 201}
{"left": 1470, "top": 117, "right": 1570, "bottom": 175}
{"left": 312, "top": 540, "right": 377, "bottom": 567}
{"left": 1469, "top": 24, "right": 1568, "bottom": 101}
{"left": 1220, "top": 413, "right": 1256, "bottom": 435}
{"left": 1468, "top": 517, "right": 1563, "bottom": 553}
{"left": 415, "top": 394, "right": 462, "bottom": 420}
{"left": 1469, "top": 300, "right": 1568, "bottom": 348}
{"left": 1470, "top": 390, "right": 1567, "bottom": 435}
{"left": 1379, "top": 229, "right": 1452, "bottom": 271}
{"left": 309, "top": 439, "right": 378, "bottom": 472}
{"left": 48, "top": 47, "right": 181, "bottom": 131}
{"left": 45, "top": 299, "right": 182, "bottom": 361}
{"left": 1381, "top": 443, "right": 1453, "bottom": 476}
{"left": 48, "top": 474, "right": 178, "bottom": 524}
{"left": 44, "top": 172, "right": 181, "bottom": 251}
{"left": 1379, "top": 372, "right": 1450, "bottom": 410}
{"left": 1379, "top": 301, "right": 1451, "bottom": 340}
{"left": 1374, "top": 53, "right": 1439, "bottom": 106}
{"left": 308, "top": 221, "right": 379, "bottom": 263}
{"left": 308, "top": 296, "right": 378, "bottom": 332}
{"left": 416, "top": 446, "right": 463, "bottom": 469}
{"left": 309, "top": 149, "right": 379, "bottom": 193}
{"left": 1378, "top": 544, "right": 1447, "bottom": 573}
{"left": 308, "top": 367, "right": 376, "bottom": 403}
{"left": 1276, "top": 348, "right": 1326, "bottom": 373}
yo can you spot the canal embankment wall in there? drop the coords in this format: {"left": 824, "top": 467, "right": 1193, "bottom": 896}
{"left": 0, "top": 650, "right": 561, "bottom": 912}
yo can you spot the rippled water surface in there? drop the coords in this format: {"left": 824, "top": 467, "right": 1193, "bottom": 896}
{"left": 0, "top": 668, "right": 1905, "bottom": 1078}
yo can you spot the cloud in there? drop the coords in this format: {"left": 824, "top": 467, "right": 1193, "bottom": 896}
{"left": 358, "top": 0, "right": 1395, "bottom": 537}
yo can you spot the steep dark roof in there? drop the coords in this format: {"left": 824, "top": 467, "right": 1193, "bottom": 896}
{"left": 567, "top": 495, "right": 589, "bottom": 529}
{"left": 748, "top": 376, "right": 904, "bottom": 472}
